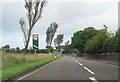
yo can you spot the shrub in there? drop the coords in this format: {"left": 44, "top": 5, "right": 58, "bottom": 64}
{"left": 5, "top": 49, "right": 48, "bottom": 54}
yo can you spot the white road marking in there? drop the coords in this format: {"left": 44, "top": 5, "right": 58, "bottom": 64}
{"left": 72, "top": 58, "right": 76, "bottom": 61}
{"left": 16, "top": 59, "right": 58, "bottom": 81}
{"left": 72, "top": 58, "right": 95, "bottom": 75}
{"left": 89, "top": 77, "right": 98, "bottom": 82}
{"left": 84, "top": 67, "right": 94, "bottom": 75}
{"left": 76, "top": 60, "right": 78, "bottom": 63}
{"left": 78, "top": 63, "right": 83, "bottom": 66}
{"left": 72, "top": 58, "right": 74, "bottom": 60}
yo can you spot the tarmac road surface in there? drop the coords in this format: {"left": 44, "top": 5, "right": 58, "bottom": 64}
{"left": 14, "top": 56, "right": 119, "bottom": 81}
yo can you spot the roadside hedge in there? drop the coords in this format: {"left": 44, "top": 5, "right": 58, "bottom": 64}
{"left": 5, "top": 49, "right": 48, "bottom": 54}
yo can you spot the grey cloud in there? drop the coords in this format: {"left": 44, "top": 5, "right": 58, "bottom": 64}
{"left": 2, "top": 2, "right": 26, "bottom": 35}
{"left": 1, "top": 1, "right": 118, "bottom": 48}
{"left": 56, "top": 2, "right": 115, "bottom": 23}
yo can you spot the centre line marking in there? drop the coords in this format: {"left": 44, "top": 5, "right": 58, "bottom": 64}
{"left": 76, "top": 60, "right": 78, "bottom": 63}
{"left": 78, "top": 63, "right": 83, "bottom": 66}
{"left": 16, "top": 59, "right": 59, "bottom": 81}
{"left": 72, "top": 58, "right": 75, "bottom": 61}
{"left": 84, "top": 67, "right": 94, "bottom": 75}
{"left": 89, "top": 77, "right": 98, "bottom": 82}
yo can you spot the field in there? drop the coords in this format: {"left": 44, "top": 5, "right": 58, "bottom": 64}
{"left": 2, "top": 52, "right": 62, "bottom": 80}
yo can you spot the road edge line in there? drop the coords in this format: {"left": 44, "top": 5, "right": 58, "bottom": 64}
{"left": 16, "top": 59, "right": 58, "bottom": 81}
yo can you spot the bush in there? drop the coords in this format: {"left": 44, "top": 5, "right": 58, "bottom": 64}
{"left": 84, "top": 29, "right": 108, "bottom": 53}
{"left": 71, "top": 27, "right": 98, "bottom": 53}
{"left": 62, "top": 45, "right": 73, "bottom": 54}
{"left": 36, "top": 49, "right": 48, "bottom": 53}
{"left": 5, "top": 49, "right": 48, "bottom": 54}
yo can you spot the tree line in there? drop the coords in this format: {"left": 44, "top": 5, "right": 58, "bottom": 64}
{"left": 1, "top": 45, "right": 49, "bottom": 54}
{"left": 70, "top": 25, "right": 120, "bottom": 54}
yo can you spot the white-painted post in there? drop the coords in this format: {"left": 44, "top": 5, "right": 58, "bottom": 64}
{"left": 55, "top": 56, "right": 56, "bottom": 58}
{"left": 35, "top": 50, "right": 36, "bottom": 55}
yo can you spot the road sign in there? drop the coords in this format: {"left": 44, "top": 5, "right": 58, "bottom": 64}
{"left": 33, "top": 34, "right": 39, "bottom": 50}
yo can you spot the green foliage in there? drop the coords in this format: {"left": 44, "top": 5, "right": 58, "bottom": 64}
{"left": 101, "top": 36, "right": 118, "bottom": 53}
{"left": 57, "top": 34, "right": 64, "bottom": 46}
{"left": 20, "top": 1, "right": 47, "bottom": 49}
{"left": 49, "top": 47, "right": 54, "bottom": 53}
{"left": 100, "top": 28, "right": 120, "bottom": 53}
{"left": 72, "top": 27, "right": 98, "bottom": 53}
{"left": 115, "top": 28, "right": 120, "bottom": 52}
{"left": 36, "top": 49, "right": 49, "bottom": 53}
{"left": 72, "top": 25, "right": 119, "bottom": 53}
{"left": 5, "top": 49, "right": 48, "bottom": 54}
{"left": 62, "top": 45, "right": 73, "bottom": 54}
{"left": 46, "top": 22, "right": 58, "bottom": 53}
{"left": 46, "top": 46, "right": 54, "bottom": 53}
{"left": 46, "top": 22, "right": 58, "bottom": 47}
{"left": 16, "top": 47, "right": 20, "bottom": 50}
{"left": 2, "top": 54, "right": 62, "bottom": 79}
{"left": 65, "top": 40, "right": 70, "bottom": 45}
{"left": 54, "top": 34, "right": 64, "bottom": 47}
{"left": 54, "top": 38, "right": 58, "bottom": 48}
{"left": 84, "top": 29, "right": 108, "bottom": 53}
{"left": 2, "top": 45, "right": 10, "bottom": 49}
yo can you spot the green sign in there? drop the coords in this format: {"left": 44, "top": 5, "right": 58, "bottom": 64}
{"left": 33, "top": 34, "right": 39, "bottom": 50}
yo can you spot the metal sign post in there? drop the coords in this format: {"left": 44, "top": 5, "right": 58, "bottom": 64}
{"left": 33, "top": 34, "right": 39, "bottom": 55}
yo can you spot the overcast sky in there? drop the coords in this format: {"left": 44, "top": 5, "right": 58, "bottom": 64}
{"left": 0, "top": 0, "right": 119, "bottom": 49}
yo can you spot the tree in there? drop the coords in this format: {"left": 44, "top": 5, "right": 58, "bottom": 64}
{"left": 16, "top": 47, "right": 21, "bottom": 53}
{"left": 98, "top": 26, "right": 120, "bottom": 53}
{"left": 54, "top": 38, "right": 58, "bottom": 48}
{"left": 84, "top": 29, "right": 109, "bottom": 53}
{"left": 20, "top": 0, "right": 47, "bottom": 49}
{"left": 62, "top": 40, "right": 72, "bottom": 54}
{"left": 46, "top": 22, "right": 58, "bottom": 52}
{"left": 49, "top": 46, "right": 54, "bottom": 53}
{"left": 65, "top": 40, "right": 70, "bottom": 45}
{"left": 16, "top": 47, "right": 20, "bottom": 50}
{"left": 71, "top": 27, "right": 98, "bottom": 53}
{"left": 101, "top": 36, "right": 112, "bottom": 53}
{"left": 55, "top": 34, "right": 64, "bottom": 47}
{"left": 2, "top": 45, "right": 10, "bottom": 49}
{"left": 53, "top": 34, "right": 64, "bottom": 52}
{"left": 114, "top": 28, "right": 120, "bottom": 52}
{"left": 63, "top": 45, "right": 73, "bottom": 54}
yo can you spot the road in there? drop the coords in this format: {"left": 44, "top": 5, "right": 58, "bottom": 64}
{"left": 15, "top": 56, "right": 119, "bottom": 81}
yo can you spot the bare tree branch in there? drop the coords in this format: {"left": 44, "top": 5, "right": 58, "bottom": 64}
{"left": 20, "top": 0, "right": 48, "bottom": 49}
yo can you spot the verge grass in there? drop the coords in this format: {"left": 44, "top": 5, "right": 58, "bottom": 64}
{"left": 2, "top": 53, "right": 62, "bottom": 80}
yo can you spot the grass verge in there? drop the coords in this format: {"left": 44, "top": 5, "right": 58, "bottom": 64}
{"left": 2, "top": 54, "right": 62, "bottom": 80}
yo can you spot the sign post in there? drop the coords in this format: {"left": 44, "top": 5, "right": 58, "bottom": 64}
{"left": 33, "top": 34, "right": 39, "bottom": 55}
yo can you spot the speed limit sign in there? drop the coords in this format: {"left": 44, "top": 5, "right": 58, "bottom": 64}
{"left": 33, "top": 34, "right": 39, "bottom": 49}
{"left": 33, "top": 34, "right": 38, "bottom": 40}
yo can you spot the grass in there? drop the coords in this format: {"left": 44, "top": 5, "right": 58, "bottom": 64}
{"left": 0, "top": 70, "right": 1, "bottom": 81}
{"left": 2, "top": 53, "right": 62, "bottom": 80}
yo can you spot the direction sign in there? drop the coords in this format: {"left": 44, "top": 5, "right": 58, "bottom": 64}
{"left": 33, "top": 34, "right": 39, "bottom": 50}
